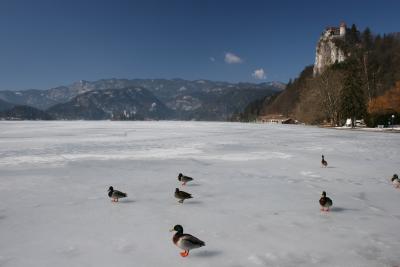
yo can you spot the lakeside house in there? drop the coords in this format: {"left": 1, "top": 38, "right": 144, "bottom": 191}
{"left": 257, "top": 114, "right": 296, "bottom": 124}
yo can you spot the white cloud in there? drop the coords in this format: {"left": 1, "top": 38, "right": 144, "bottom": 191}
{"left": 209, "top": 57, "right": 216, "bottom": 62}
{"left": 224, "top": 52, "right": 242, "bottom": 64}
{"left": 252, "top": 68, "right": 266, "bottom": 80}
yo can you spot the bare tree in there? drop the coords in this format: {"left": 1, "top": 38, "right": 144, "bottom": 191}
{"left": 312, "top": 69, "right": 344, "bottom": 125}
{"left": 294, "top": 79, "right": 323, "bottom": 124}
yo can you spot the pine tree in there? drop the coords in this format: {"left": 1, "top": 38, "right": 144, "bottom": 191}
{"left": 340, "top": 68, "right": 366, "bottom": 127}
{"left": 362, "top": 27, "right": 373, "bottom": 50}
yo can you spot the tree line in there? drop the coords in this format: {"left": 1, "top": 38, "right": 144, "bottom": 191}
{"left": 296, "top": 25, "right": 400, "bottom": 126}
{"left": 236, "top": 25, "right": 400, "bottom": 127}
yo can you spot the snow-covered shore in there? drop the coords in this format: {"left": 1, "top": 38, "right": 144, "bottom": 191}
{"left": 333, "top": 126, "right": 400, "bottom": 133}
{"left": 0, "top": 121, "right": 399, "bottom": 267}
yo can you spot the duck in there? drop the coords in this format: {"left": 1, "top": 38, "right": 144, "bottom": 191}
{"left": 175, "top": 188, "right": 193, "bottom": 203}
{"left": 170, "top": 224, "right": 205, "bottom": 257}
{"left": 319, "top": 191, "right": 333, "bottom": 211}
{"left": 321, "top": 155, "right": 328, "bottom": 167}
{"left": 392, "top": 174, "right": 400, "bottom": 188}
{"left": 178, "top": 173, "right": 193, "bottom": 186}
{"left": 108, "top": 186, "right": 127, "bottom": 202}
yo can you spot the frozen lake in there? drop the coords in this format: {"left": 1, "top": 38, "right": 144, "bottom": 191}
{"left": 0, "top": 121, "right": 399, "bottom": 267}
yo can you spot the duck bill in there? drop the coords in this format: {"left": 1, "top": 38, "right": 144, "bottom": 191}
{"left": 169, "top": 229, "right": 175, "bottom": 232}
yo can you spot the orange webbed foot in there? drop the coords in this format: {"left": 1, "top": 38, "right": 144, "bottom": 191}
{"left": 180, "top": 251, "right": 189, "bottom": 257}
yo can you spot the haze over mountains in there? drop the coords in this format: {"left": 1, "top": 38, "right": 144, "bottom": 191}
{"left": 0, "top": 79, "right": 284, "bottom": 121}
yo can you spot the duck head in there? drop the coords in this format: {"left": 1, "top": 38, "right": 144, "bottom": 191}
{"left": 322, "top": 155, "right": 325, "bottom": 159}
{"left": 178, "top": 173, "right": 183, "bottom": 181}
{"left": 321, "top": 191, "right": 326, "bottom": 197}
{"left": 170, "top": 224, "right": 184, "bottom": 234}
{"left": 108, "top": 186, "right": 114, "bottom": 192}
{"left": 175, "top": 188, "right": 180, "bottom": 193}
{"left": 392, "top": 174, "right": 399, "bottom": 182}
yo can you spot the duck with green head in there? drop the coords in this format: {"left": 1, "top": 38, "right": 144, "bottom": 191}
{"left": 170, "top": 224, "right": 205, "bottom": 257}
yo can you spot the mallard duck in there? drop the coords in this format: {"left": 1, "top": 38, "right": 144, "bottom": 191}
{"left": 175, "top": 188, "right": 193, "bottom": 203}
{"left": 392, "top": 174, "right": 400, "bottom": 188}
{"left": 321, "top": 155, "right": 328, "bottom": 167}
{"left": 108, "top": 186, "right": 127, "bottom": 202}
{"left": 170, "top": 225, "right": 205, "bottom": 257}
{"left": 178, "top": 173, "right": 193, "bottom": 186}
{"left": 319, "top": 191, "right": 333, "bottom": 211}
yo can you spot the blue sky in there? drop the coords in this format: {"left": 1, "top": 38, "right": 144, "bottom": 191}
{"left": 0, "top": 0, "right": 399, "bottom": 90}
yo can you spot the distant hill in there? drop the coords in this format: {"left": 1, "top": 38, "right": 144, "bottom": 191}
{"left": 47, "top": 87, "right": 172, "bottom": 120}
{"left": 0, "top": 89, "right": 59, "bottom": 110}
{"left": 0, "top": 98, "right": 15, "bottom": 112}
{"left": 0, "top": 105, "right": 53, "bottom": 120}
{"left": 0, "top": 79, "right": 283, "bottom": 121}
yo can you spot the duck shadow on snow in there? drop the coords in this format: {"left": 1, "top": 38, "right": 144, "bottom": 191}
{"left": 193, "top": 250, "right": 223, "bottom": 258}
{"left": 184, "top": 200, "right": 203, "bottom": 205}
{"left": 186, "top": 183, "right": 201, "bottom": 187}
{"left": 119, "top": 199, "right": 136, "bottom": 204}
{"left": 330, "top": 207, "right": 359, "bottom": 212}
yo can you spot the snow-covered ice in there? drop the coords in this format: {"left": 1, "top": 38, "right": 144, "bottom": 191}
{"left": 0, "top": 121, "right": 399, "bottom": 267}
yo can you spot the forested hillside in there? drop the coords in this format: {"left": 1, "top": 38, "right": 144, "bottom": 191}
{"left": 239, "top": 25, "right": 400, "bottom": 127}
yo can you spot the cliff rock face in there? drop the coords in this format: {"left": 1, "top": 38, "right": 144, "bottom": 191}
{"left": 313, "top": 22, "right": 347, "bottom": 76}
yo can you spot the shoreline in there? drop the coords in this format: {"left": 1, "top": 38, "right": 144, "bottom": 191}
{"left": 329, "top": 126, "right": 400, "bottom": 133}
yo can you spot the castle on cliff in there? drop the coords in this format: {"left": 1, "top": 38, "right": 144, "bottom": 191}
{"left": 313, "top": 22, "right": 347, "bottom": 76}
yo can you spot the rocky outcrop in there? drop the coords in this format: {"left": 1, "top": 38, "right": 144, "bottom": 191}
{"left": 313, "top": 22, "right": 347, "bottom": 76}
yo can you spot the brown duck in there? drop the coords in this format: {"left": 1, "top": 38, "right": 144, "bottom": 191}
{"left": 321, "top": 155, "right": 328, "bottom": 167}
{"left": 175, "top": 188, "right": 193, "bottom": 203}
{"left": 178, "top": 173, "right": 193, "bottom": 186}
{"left": 108, "top": 186, "right": 127, "bottom": 202}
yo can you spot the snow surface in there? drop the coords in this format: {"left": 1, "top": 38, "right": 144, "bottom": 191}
{"left": 0, "top": 121, "right": 399, "bottom": 267}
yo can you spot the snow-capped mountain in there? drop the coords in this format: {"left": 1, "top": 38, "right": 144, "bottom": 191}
{"left": 0, "top": 79, "right": 284, "bottom": 120}
{"left": 47, "top": 87, "right": 171, "bottom": 120}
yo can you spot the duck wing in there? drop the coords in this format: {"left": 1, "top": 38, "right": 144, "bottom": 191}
{"left": 112, "top": 190, "right": 127, "bottom": 198}
{"left": 178, "top": 234, "right": 205, "bottom": 250}
{"left": 178, "top": 191, "right": 192, "bottom": 199}
{"left": 183, "top": 175, "right": 193, "bottom": 182}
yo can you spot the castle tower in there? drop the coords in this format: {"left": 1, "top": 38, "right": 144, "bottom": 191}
{"left": 340, "top": 22, "right": 346, "bottom": 37}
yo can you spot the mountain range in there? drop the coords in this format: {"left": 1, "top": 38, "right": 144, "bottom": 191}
{"left": 0, "top": 79, "right": 284, "bottom": 121}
